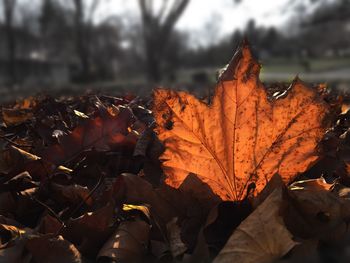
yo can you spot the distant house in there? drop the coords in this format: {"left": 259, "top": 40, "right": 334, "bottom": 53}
{"left": 0, "top": 58, "right": 69, "bottom": 86}
{"left": 0, "top": 25, "right": 70, "bottom": 86}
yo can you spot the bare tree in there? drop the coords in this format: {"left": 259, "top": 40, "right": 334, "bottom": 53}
{"left": 72, "top": 0, "right": 100, "bottom": 81}
{"left": 138, "top": 0, "right": 189, "bottom": 83}
{"left": 2, "top": 0, "right": 17, "bottom": 86}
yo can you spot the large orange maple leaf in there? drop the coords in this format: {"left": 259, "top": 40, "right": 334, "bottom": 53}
{"left": 153, "top": 42, "right": 329, "bottom": 201}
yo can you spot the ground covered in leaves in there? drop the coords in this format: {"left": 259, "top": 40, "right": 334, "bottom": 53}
{"left": 2, "top": 44, "right": 350, "bottom": 263}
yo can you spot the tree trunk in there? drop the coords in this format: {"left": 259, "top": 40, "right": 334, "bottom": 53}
{"left": 3, "top": 0, "right": 17, "bottom": 87}
{"left": 139, "top": 0, "right": 189, "bottom": 83}
{"left": 73, "top": 0, "right": 90, "bottom": 81}
{"left": 144, "top": 33, "right": 162, "bottom": 83}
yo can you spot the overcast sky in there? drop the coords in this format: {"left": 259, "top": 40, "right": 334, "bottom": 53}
{"left": 96, "top": 0, "right": 295, "bottom": 45}
{"left": 1, "top": 0, "right": 324, "bottom": 47}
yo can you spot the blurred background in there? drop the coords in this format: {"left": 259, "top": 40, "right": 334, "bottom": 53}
{"left": 0, "top": 0, "right": 349, "bottom": 101}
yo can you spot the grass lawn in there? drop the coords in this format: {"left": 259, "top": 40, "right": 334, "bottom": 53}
{"left": 263, "top": 57, "right": 350, "bottom": 73}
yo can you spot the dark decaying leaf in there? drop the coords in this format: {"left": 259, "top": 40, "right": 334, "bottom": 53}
{"left": 284, "top": 178, "right": 350, "bottom": 241}
{"left": 0, "top": 221, "right": 82, "bottom": 263}
{"left": 2, "top": 108, "right": 33, "bottom": 126}
{"left": 40, "top": 106, "right": 136, "bottom": 166}
{"left": 134, "top": 127, "right": 165, "bottom": 186}
{"left": 214, "top": 188, "right": 297, "bottom": 263}
{"left": 203, "top": 199, "right": 252, "bottom": 257}
{"left": 25, "top": 234, "right": 82, "bottom": 263}
{"left": 97, "top": 206, "right": 151, "bottom": 262}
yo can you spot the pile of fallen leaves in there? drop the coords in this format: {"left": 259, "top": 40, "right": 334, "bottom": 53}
{"left": 2, "top": 42, "right": 350, "bottom": 263}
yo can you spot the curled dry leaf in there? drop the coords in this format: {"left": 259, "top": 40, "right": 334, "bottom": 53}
{"left": 285, "top": 178, "right": 350, "bottom": 240}
{"left": 203, "top": 199, "right": 252, "bottom": 256}
{"left": 153, "top": 42, "right": 329, "bottom": 201}
{"left": 0, "top": 223, "right": 32, "bottom": 263}
{"left": 213, "top": 188, "right": 297, "bottom": 263}
{"left": 133, "top": 128, "right": 164, "bottom": 186}
{"left": 2, "top": 108, "right": 33, "bottom": 126}
{"left": 38, "top": 203, "right": 116, "bottom": 259}
{"left": 63, "top": 203, "right": 116, "bottom": 257}
{"left": 14, "top": 96, "right": 37, "bottom": 110}
{"left": 50, "top": 183, "right": 93, "bottom": 206}
{"left": 0, "top": 191, "right": 17, "bottom": 217}
{"left": 1, "top": 222, "right": 80, "bottom": 263}
{"left": 0, "top": 171, "right": 38, "bottom": 193}
{"left": 121, "top": 173, "right": 177, "bottom": 225}
{"left": 73, "top": 110, "right": 89, "bottom": 119}
{"left": 122, "top": 204, "right": 151, "bottom": 219}
{"left": 25, "top": 235, "right": 82, "bottom": 263}
{"left": 121, "top": 173, "right": 208, "bottom": 235}
{"left": 289, "top": 177, "right": 333, "bottom": 191}
{"left": 97, "top": 214, "right": 151, "bottom": 262}
{"left": 0, "top": 223, "right": 27, "bottom": 247}
{"left": 0, "top": 145, "right": 71, "bottom": 183}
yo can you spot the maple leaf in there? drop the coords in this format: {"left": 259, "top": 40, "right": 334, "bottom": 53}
{"left": 153, "top": 42, "right": 329, "bottom": 201}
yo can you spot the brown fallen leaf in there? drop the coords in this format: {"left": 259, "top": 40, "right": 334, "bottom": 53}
{"left": 252, "top": 173, "right": 284, "bottom": 208}
{"left": 97, "top": 209, "right": 151, "bottom": 262}
{"left": 1, "top": 223, "right": 81, "bottom": 263}
{"left": 0, "top": 171, "right": 38, "bottom": 193}
{"left": 0, "top": 216, "right": 24, "bottom": 229}
{"left": 153, "top": 41, "right": 329, "bottom": 201}
{"left": 289, "top": 177, "right": 333, "bottom": 191}
{"left": 121, "top": 173, "right": 208, "bottom": 232}
{"left": 150, "top": 240, "right": 171, "bottom": 261}
{"left": 133, "top": 127, "right": 164, "bottom": 186}
{"left": 122, "top": 204, "right": 151, "bottom": 219}
{"left": 37, "top": 214, "right": 63, "bottom": 235}
{"left": 284, "top": 178, "right": 350, "bottom": 241}
{"left": 0, "top": 145, "right": 72, "bottom": 184}
{"left": 0, "top": 223, "right": 28, "bottom": 248}
{"left": 25, "top": 234, "right": 82, "bottom": 263}
{"left": 63, "top": 202, "right": 116, "bottom": 257}
{"left": 121, "top": 173, "right": 209, "bottom": 255}
{"left": 0, "top": 242, "right": 31, "bottom": 263}
{"left": 2, "top": 108, "right": 33, "bottom": 126}
{"left": 90, "top": 176, "right": 126, "bottom": 209}
{"left": 2, "top": 145, "right": 40, "bottom": 170}
{"left": 50, "top": 182, "right": 93, "bottom": 206}
{"left": 121, "top": 173, "right": 178, "bottom": 225}
{"left": 38, "top": 203, "right": 116, "bottom": 258}
{"left": 341, "top": 102, "right": 350, "bottom": 115}
{"left": 167, "top": 217, "right": 187, "bottom": 258}
{"left": 0, "top": 191, "right": 17, "bottom": 216}
{"left": 73, "top": 110, "right": 89, "bottom": 119}
{"left": 203, "top": 199, "right": 252, "bottom": 257}
{"left": 14, "top": 97, "right": 37, "bottom": 110}
{"left": 0, "top": 223, "right": 32, "bottom": 263}
{"left": 213, "top": 188, "right": 297, "bottom": 263}
{"left": 40, "top": 106, "right": 135, "bottom": 166}
{"left": 275, "top": 239, "right": 320, "bottom": 263}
